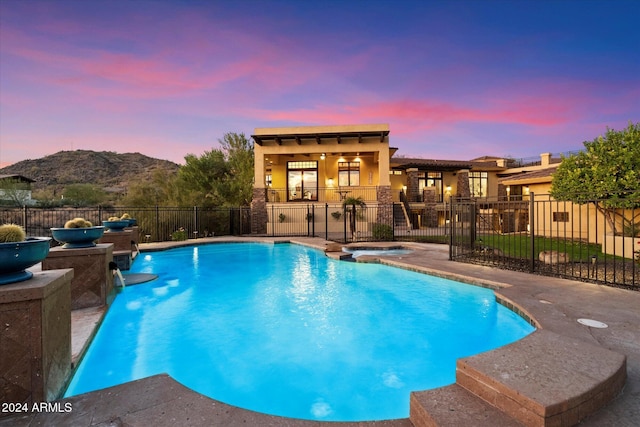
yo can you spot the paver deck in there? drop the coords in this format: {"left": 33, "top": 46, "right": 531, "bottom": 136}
{"left": 2, "top": 237, "right": 639, "bottom": 426}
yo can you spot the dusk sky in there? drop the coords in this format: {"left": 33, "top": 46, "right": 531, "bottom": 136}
{"left": 1, "top": 0, "right": 638, "bottom": 167}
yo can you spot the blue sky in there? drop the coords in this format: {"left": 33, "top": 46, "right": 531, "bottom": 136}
{"left": 1, "top": 0, "right": 638, "bottom": 166}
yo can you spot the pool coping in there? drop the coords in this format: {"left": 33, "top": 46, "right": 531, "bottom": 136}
{"left": 3, "top": 236, "right": 638, "bottom": 426}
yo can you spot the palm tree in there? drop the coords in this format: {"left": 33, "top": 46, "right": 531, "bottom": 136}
{"left": 342, "top": 196, "right": 366, "bottom": 241}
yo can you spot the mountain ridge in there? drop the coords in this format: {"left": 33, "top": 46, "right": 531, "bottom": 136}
{"left": 0, "top": 150, "right": 180, "bottom": 193}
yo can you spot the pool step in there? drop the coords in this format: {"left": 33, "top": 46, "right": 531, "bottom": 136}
{"left": 411, "top": 384, "right": 522, "bottom": 427}
{"left": 410, "top": 329, "right": 626, "bottom": 427}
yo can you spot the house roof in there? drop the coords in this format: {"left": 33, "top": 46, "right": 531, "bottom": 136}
{"left": 252, "top": 124, "right": 390, "bottom": 146}
{"left": 0, "top": 174, "right": 35, "bottom": 183}
{"left": 498, "top": 165, "right": 558, "bottom": 185}
{"left": 390, "top": 157, "right": 507, "bottom": 172}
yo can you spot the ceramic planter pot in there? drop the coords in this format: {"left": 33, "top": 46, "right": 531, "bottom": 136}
{"left": 102, "top": 220, "right": 129, "bottom": 232}
{"left": 0, "top": 237, "right": 52, "bottom": 285}
{"left": 51, "top": 226, "right": 105, "bottom": 249}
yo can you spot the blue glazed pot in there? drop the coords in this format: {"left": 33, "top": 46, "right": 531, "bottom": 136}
{"left": 51, "top": 226, "right": 105, "bottom": 249}
{"left": 0, "top": 237, "right": 52, "bottom": 285}
{"left": 102, "top": 220, "right": 129, "bottom": 232}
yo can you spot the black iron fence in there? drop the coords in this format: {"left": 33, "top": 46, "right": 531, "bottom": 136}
{"left": 449, "top": 193, "right": 639, "bottom": 289}
{"left": 2, "top": 195, "right": 638, "bottom": 289}
{"left": 263, "top": 203, "right": 450, "bottom": 244}
{"left": 0, "top": 206, "right": 251, "bottom": 244}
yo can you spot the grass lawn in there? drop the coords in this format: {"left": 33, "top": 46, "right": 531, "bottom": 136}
{"left": 476, "top": 233, "right": 621, "bottom": 262}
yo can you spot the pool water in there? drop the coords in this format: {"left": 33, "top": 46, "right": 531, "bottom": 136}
{"left": 65, "top": 243, "right": 534, "bottom": 421}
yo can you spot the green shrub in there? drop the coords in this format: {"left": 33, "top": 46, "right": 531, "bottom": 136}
{"left": 171, "top": 228, "right": 188, "bottom": 241}
{"left": 371, "top": 223, "right": 393, "bottom": 241}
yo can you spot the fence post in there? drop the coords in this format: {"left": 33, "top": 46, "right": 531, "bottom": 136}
{"left": 392, "top": 203, "right": 396, "bottom": 241}
{"left": 529, "top": 192, "right": 535, "bottom": 273}
{"left": 343, "top": 203, "right": 347, "bottom": 243}
{"left": 21, "top": 205, "right": 27, "bottom": 231}
{"left": 193, "top": 206, "right": 198, "bottom": 237}
{"left": 448, "top": 198, "right": 454, "bottom": 260}
{"left": 155, "top": 205, "right": 160, "bottom": 242}
{"left": 271, "top": 204, "right": 275, "bottom": 237}
{"left": 325, "top": 203, "right": 329, "bottom": 241}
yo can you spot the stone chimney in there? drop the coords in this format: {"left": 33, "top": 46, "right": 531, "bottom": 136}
{"left": 541, "top": 153, "right": 552, "bottom": 166}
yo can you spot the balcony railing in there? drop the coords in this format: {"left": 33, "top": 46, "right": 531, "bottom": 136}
{"left": 266, "top": 186, "right": 379, "bottom": 203}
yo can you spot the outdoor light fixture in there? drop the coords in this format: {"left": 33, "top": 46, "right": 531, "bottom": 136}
{"left": 320, "top": 153, "right": 326, "bottom": 160}
{"left": 328, "top": 178, "right": 334, "bottom": 187}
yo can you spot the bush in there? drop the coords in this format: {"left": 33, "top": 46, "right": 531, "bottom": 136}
{"left": 171, "top": 227, "right": 188, "bottom": 241}
{"left": 371, "top": 223, "right": 393, "bottom": 241}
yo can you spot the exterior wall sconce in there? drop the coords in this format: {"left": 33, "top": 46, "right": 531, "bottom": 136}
{"left": 320, "top": 153, "right": 326, "bottom": 160}
{"left": 524, "top": 186, "right": 530, "bottom": 195}
{"left": 445, "top": 185, "right": 452, "bottom": 195}
{"left": 328, "top": 178, "right": 334, "bottom": 187}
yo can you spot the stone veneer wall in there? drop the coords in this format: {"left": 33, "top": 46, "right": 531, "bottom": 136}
{"left": 406, "top": 170, "right": 420, "bottom": 201}
{"left": 42, "top": 244, "right": 115, "bottom": 310}
{"left": 0, "top": 269, "right": 73, "bottom": 408}
{"left": 422, "top": 187, "right": 438, "bottom": 227}
{"left": 376, "top": 186, "right": 393, "bottom": 224}
{"left": 251, "top": 188, "right": 268, "bottom": 234}
{"left": 456, "top": 171, "right": 471, "bottom": 198}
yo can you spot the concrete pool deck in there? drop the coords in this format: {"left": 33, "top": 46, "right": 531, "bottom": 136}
{"left": 2, "top": 237, "right": 638, "bottom": 426}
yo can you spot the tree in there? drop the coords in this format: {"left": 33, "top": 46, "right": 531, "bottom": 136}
{"left": 175, "top": 132, "right": 254, "bottom": 207}
{"left": 0, "top": 177, "right": 32, "bottom": 207}
{"left": 62, "top": 183, "right": 106, "bottom": 207}
{"left": 176, "top": 149, "right": 229, "bottom": 207}
{"left": 342, "top": 196, "right": 367, "bottom": 240}
{"left": 122, "top": 168, "right": 179, "bottom": 206}
{"left": 550, "top": 122, "right": 640, "bottom": 234}
{"left": 217, "top": 132, "right": 254, "bottom": 206}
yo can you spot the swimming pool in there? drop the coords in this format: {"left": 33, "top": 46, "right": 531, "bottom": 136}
{"left": 65, "top": 242, "right": 535, "bottom": 421}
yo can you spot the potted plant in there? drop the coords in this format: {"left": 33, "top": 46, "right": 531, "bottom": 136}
{"left": 331, "top": 211, "right": 342, "bottom": 221}
{"left": 51, "top": 217, "right": 105, "bottom": 248}
{"left": 102, "top": 216, "right": 129, "bottom": 232}
{"left": 0, "top": 223, "right": 51, "bottom": 285}
{"left": 120, "top": 212, "right": 137, "bottom": 227}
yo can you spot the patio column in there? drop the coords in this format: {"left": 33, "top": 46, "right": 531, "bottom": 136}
{"left": 250, "top": 188, "right": 267, "bottom": 234}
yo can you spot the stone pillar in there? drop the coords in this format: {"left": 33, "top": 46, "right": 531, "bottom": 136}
{"left": 251, "top": 187, "right": 268, "bottom": 234}
{"left": 423, "top": 187, "right": 438, "bottom": 227}
{"left": 99, "top": 230, "right": 133, "bottom": 252}
{"left": 457, "top": 170, "right": 471, "bottom": 198}
{"left": 406, "top": 168, "right": 420, "bottom": 202}
{"left": 0, "top": 269, "right": 73, "bottom": 407}
{"left": 42, "top": 244, "right": 115, "bottom": 309}
{"left": 376, "top": 185, "right": 393, "bottom": 225}
{"left": 497, "top": 183, "right": 507, "bottom": 201}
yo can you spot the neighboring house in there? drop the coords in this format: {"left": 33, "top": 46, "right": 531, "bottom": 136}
{"left": 0, "top": 174, "right": 35, "bottom": 206}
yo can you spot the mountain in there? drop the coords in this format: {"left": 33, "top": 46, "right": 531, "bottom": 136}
{"left": 0, "top": 150, "right": 180, "bottom": 193}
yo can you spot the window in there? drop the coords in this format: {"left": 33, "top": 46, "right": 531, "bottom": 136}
{"left": 469, "top": 172, "right": 488, "bottom": 198}
{"left": 419, "top": 172, "right": 443, "bottom": 202}
{"left": 553, "top": 212, "right": 569, "bottom": 222}
{"left": 287, "top": 161, "right": 318, "bottom": 201}
{"left": 265, "top": 169, "right": 272, "bottom": 187}
{"left": 338, "top": 162, "right": 360, "bottom": 186}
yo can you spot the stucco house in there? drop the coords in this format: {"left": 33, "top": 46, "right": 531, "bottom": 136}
{"left": 249, "top": 124, "right": 557, "bottom": 235}
{"left": 0, "top": 174, "right": 36, "bottom": 206}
